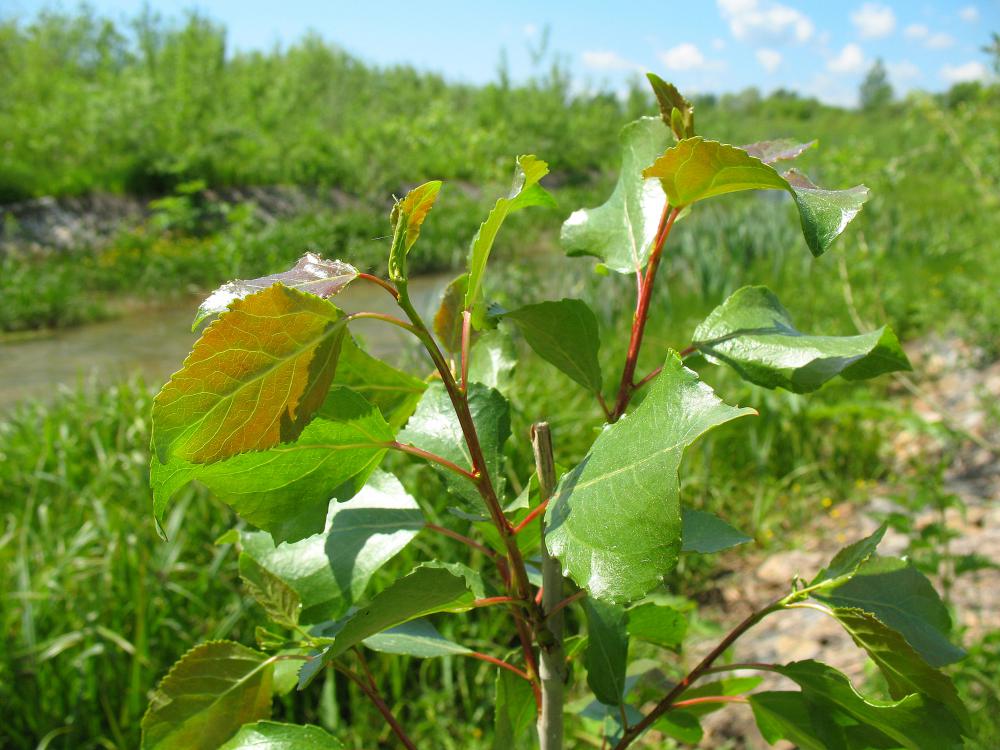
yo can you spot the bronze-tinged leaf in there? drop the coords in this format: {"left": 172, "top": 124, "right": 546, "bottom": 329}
{"left": 388, "top": 181, "right": 442, "bottom": 282}
{"left": 152, "top": 284, "right": 347, "bottom": 465}
{"left": 647, "top": 73, "right": 695, "bottom": 140}
{"left": 193, "top": 253, "right": 358, "bottom": 330}
{"left": 434, "top": 273, "right": 472, "bottom": 353}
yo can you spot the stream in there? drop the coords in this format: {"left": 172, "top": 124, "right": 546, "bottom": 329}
{"left": 0, "top": 273, "right": 453, "bottom": 410}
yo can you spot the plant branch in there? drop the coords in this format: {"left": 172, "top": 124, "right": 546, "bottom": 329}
{"left": 610, "top": 205, "right": 682, "bottom": 421}
{"left": 513, "top": 499, "right": 549, "bottom": 535}
{"left": 632, "top": 346, "right": 698, "bottom": 392}
{"left": 424, "top": 523, "right": 497, "bottom": 559}
{"left": 474, "top": 596, "right": 522, "bottom": 608}
{"left": 346, "top": 311, "right": 421, "bottom": 336}
{"left": 546, "top": 589, "right": 586, "bottom": 621}
{"left": 467, "top": 651, "right": 534, "bottom": 683}
{"left": 388, "top": 441, "right": 478, "bottom": 480}
{"left": 334, "top": 662, "right": 418, "bottom": 750}
{"left": 613, "top": 598, "right": 783, "bottom": 749}
{"left": 671, "top": 695, "right": 748, "bottom": 710}
{"left": 356, "top": 272, "right": 400, "bottom": 300}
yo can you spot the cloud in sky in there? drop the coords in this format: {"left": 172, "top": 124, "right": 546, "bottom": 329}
{"left": 941, "top": 61, "right": 988, "bottom": 83}
{"left": 903, "top": 24, "right": 954, "bottom": 50}
{"left": 828, "top": 43, "right": 867, "bottom": 74}
{"left": 717, "top": 0, "right": 813, "bottom": 45}
{"left": 581, "top": 50, "right": 640, "bottom": 72}
{"left": 887, "top": 60, "right": 920, "bottom": 83}
{"left": 850, "top": 4, "right": 896, "bottom": 39}
{"left": 756, "top": 48, "right": 782, "bottom": 73}
{"left": 959, "top": 6, "right": 979, "bottom": 22}
{"left": 660, "top": 43, "right": 714, "bottom": 71}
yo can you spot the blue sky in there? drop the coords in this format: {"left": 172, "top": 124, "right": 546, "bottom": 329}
{"left": 9, "top": 1, "right": 999, "bottom": 105}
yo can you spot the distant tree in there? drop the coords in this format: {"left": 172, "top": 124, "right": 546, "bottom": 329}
{"left": 860, "top": 58, "right": 893, "bottom": 110}
{"left": 984, "top": 32, "right": 1000, "bottom": 75}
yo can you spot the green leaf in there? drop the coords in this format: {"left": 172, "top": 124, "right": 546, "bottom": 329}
{"left": 504, "top": 298, "right": 603, "bottom": 393}
{"left": 151, "top": 387, "right": 394, "bottom": 543}
{"left": 809, "top": 524, "right": 887, "bottom": 587}
{"left": 362, "top": 618, "right": 472, "bottom": 658}
{"left": 626, "top": 602, "right": 687, "bottom": 651}
{"left": 813, "top": 557, "right": 965, "bottom": 667}
{"left": 332, "top": 335, "right": 426, "bottom": 431}
{"left": 141, "top": 641, "right": 274, "bottom": 750}
{"left": 468, "top": 329, "right": 517, "bottom": 393}
{"left": 239, "top": 555, "right": 302, "bottom": 629}
{"left": 827, "top": 607, "right": 968, "bottom": 728}
{"left": 152, "top": 284, "right": 347, "bottom": 465}
{"left": 433, "top": 273, "right": 471, "bottom": 353}
{"left": 465, "top": 155, "right": 555, "bottom": 312}
{"left": 741, "top": 139, "right": 816, "bottom": 164}
{"left": 646, "top": 74, "right": 694, "bottom": 140}
{"left": 693, "top": 286, "right": 910, "bottom": 393}
{"left": 494, "top": 667, "right": 536, "bottom": 749}
{"left": 399, "top": 382, "right": 510, "bottom": 508}
{"left": 218, "top": 721, "right": 343, "bottom": 749}
{"left": 561, "top": 117, "right": 672, "bottom": 275}
{"left": 654, "top": 711, "right": 703, "bottom": 744}
{"left": 301, "top": 563, "right": 482, "bottom": 686}
{"left": 751, "top": 660, "right": 965, "bottom": 750}
{"left": 545, "top": 352, "right": 754, "bottom": 602}
{"left": 238, "top": 470, "right": 423, "bottom": 624}
{"left": 193, "top": 253, "right": 358, "bottom": 330}
{"left": 643, "top": 137, "right": 870, "bottom": 256}
{"left": 584, "top": 599, "right": 629, "bottom": 706}
{"left": 388, "top": 181, "right": 442, "bottom": 283}
{"left": 681, "top": 508, "right": 752, "bottom": 553}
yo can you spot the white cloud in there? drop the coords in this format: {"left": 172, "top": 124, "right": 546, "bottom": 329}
{"left": 802, "top": 73, "right": 858, "bottom": 107}
{"left": 756, "top": 48, "right": 782, "bottom": 73}
{"left": 926, "top": 33, "right": 954, "bottom": 50}
{"left": 717, "top": 0, "right": 814, "bottom": 45}
{"left": 712, "top": 37, "right": 727, "bottom": 50}
{"left": 851, "top": 4, "right": 896, "bottom": 39}
{"left": 660, "top": 43, "right": 706, "bottom": 71}
{"left": 902, "top": 24, "right": 953, "bottom": 49}
{"left": 887, "top": 60, "right": 920, "bottom": 82}
{"left": 959, "top": 6, "right": 979, "bottom": 22}
{"left": 941, "top": 61, "right": 988, "bottom": 83}
{"left": 581, "top": 50, "right": 640, "bottom": 72}
{"left": 828, "top": 43, "right": 867, "bottom": 74}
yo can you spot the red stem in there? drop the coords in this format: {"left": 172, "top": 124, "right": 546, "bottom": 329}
{"left": 357, "top": 272, "right": 399, "bottom": 300}
{"left": 513, "top": 499, "right": 549, "bottom": 535}
{"left": 460, "top": 310, "right": 472, "bottom": 392}
{"left": 346, "top": 311, "right": 420, "bottom": 335}
{"left": 467, "top": 651, "right": 534, "bottom": 683}
{"left": 671, "top": 695, "right": 748, "bottom": 710}
{"left": 425, "top": 523, "right": 497, "bottom": 559}
{"left": 474, "top": 596, "right": 521, "bottom": 608}
{"left": 388, "top": 442, "right": 478, "bottom": 481}
{"left": 546, "top": 589, "right": 586, "bottom": 620}
{"left": 335, "top": 664, "right": 418, "bottom": 750}
{"left": 610, "top": 205, "right": 682, "bottom": 421}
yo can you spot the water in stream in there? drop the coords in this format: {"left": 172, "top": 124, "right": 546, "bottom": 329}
{"left": 0, "top": 274, "right": 453, "bottom": 410}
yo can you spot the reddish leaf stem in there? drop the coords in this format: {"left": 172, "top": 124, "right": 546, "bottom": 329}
{"left": 460, "top": 310, "right": 472, "bottom": 393}
{"left": 387, "top": 442, "right": 478, "bottom": 481}
{"left": 467, "top": 651, "right": 534, "bottom": 684}
{"left": 632, "top": 346, "right": 699, "bottom": 392}
{"left": 346, "top": 311, "right": 421, "bottom": 336}
{"left": 474, "top": 596, "right": 521, "bottom": 608}
{"left": 424, "top": 523, "right": 497, "bottom": 559}
{"left": 356, "top": 272, "right": 399, "bottom": 300}
{"left": 670, "top": 695, "right": 748, "bottom": 710}
{"left": 334, "top": 663, "right": 418, "bottom": 750}
{"left": 610, "top": 205, "right": 682, "bottom": 422}
{"left": 613, "top": 598, "right": 783, "bottom": 749}
{"left": 513, "top": 499, "right": 549, "bottom": 535}
{"left": 545, "top": 589, "right": 586, "bottom": 620}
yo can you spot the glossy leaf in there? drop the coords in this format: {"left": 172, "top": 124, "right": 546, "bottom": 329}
{"left": 193, "top": 253, "right": 358, "bottom": 330}
{"left": 693, "top": 286, "right": 910, "bottom": 393}
{"left": 646, "top": 74, "right": 694, "bottom": 140}
{"left": 362, "top": 618, "right": 471, "bottom": 658}
{"left": 465, "top": 155, "right": 555, "bottom": 312}
{"left": 151, "top": 387, "right": 393, "bottom": 543}
{"left": 239, "top": 555, "right": 302, "bottom": 629}
{"left": 561, "top": 117, "right": 672, "bottom": 274}
{"left": 494, "top": 667, "right": 536, "bottom": 749}
{"left": 681, "top": 508, "right": 752, "bottom": 553}
{"left": 810, "top": 524, "right": 887, "bottom": 587}
{"left": 301, "top": 563, "right": 482, "bottom": 686}
{"left": 388, "top": 181, "right": 442, "bottom": 282}
{"left": 584, "top": 599, "right": 629, "bottom": 706}
{"left": 468, "top": 329, "right": 517, "bottom": 393}
{"left": 751, "top": 660, "right": 965, "bottom": 750}
{"left": 626, "top": 602, "right": 686, "bottom": 651}
{"left": 218, "top": 721, "right": 343, "bottom": 750}
{"left": 141, "top": 641, "right": 273, "bottom": 750}
{"left": 643, "top": 137, "right": 870, "bottom": 256}
{"left": 332, "top": 335, "right": 426, "bottom": 430}
{"left": 813, "top": 556, "right": 965, "bottom": 667}
{"left": 238, "top": 470, "right": 423, "bottom": 624}
{"left": 152, "top": 284, "right": 347, "bottom": 465}
{"left": 741, "top": 139, "right": 816, "bottom": 164}
{"left": 399, "top": 382, "right": 510, "bottom": 507}
{"left": 505, "top": 298, "right": 603, "bottom": 392}
{"left": 433, "top": 273, "right": 471, "bottom": 353}
{"left": 545, "top": 352, "right": 754, "bottom": 602}
{"left": 827, "top": 607, "right": 968, "bottom": 728}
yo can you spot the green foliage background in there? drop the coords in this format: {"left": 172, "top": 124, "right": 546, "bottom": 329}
{"left": 1, "top": 7, "right": 998, "bottom": 750}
